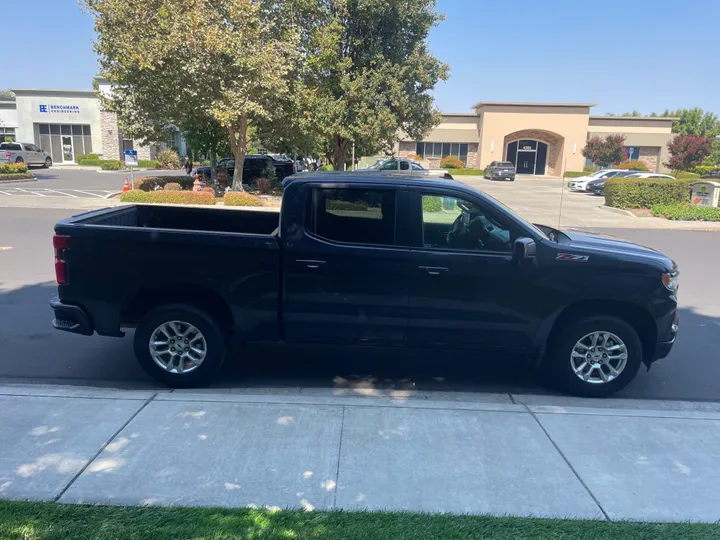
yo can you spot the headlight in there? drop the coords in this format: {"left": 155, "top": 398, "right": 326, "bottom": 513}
{"left": 662, "top": 272, "right": 679, "bottom": 293}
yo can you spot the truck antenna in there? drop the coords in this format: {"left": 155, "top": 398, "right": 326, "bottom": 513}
{"left": 558, "top": 158, "right": 568, "bottom": 229}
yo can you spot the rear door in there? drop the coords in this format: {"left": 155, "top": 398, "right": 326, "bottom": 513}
{"left": 283, "top": 184, "right": 410, "bottom": 344}
{"left": 405, "top": 187, "right": 537, "bottom": 350}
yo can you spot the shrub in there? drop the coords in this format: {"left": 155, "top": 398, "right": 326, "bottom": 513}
{"left": 224, "top": 192, "right": 263, "bottom": 207}
{"left": 163, "top": 182, "right": 182, "bottom": 191}
{"left": 156, "top": 147, "right": 181, "bottom": 169}
{"left": 78, "top": 159, "right": 103, "bottom": 166}
{"left": 133, "top": 175, "right": 194, "bottom": 191}
{"left": 651, "top": 203, "right": 720, "bottom": 221}
{"left": 665, "top": 134, "right": 712, "bottom": 172}
{"left": 255, "top": 177, "right": 272, "bottom": 194}
{"left": 261, "top": 164, "right": 277, "bottom": 182}
{"left": 120, "top": 190, "right": 215, "bottom": 205}
{"left": 675, "top": 172, "right": 701, "bottom": 180}
{"left": 564, "top": 171, "right": 587, "bottom": 178}
{"left": 439, "top": 156, "right": 465, "bottom": 169}
{"left": 605, "top": 177, "right": 691, "bottom": 209}
{"left": 100, "top": 160, "right": 123, "bottom": 171}
{"left": 422, "top": 196, "right": 443, "bottom": 212}
{"left": 0, "top": 173, "right": 34, "bottom": 181}
{"left": 0, "top": 162, "right": 28, "bottom": 174}
{"left": 583, "top": 134, "right": 626, "bottom": 167}
{"left": 319, "top": 164, "right": 334, "bottom": 171}
{"left": 583, "top": 165, "right": 596, "bottom": 174}
{"left": 138, "top": 159, "right": 160, "bottom": 169}
{"left": 616, "top": 160, "right": 649, "bottom": 171}
{"left": 444, "top": 168, "right": 484, "bottom": 176}
{"left": 689, "top": 165, "right": 720, "bottom": 176}
{"left": 201, "top": 186, "right": 215, "bottom": 193}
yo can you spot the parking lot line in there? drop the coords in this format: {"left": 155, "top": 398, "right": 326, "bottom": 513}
{"left": 71, "top": 190, "right": 106, "bottom": 198}
{"left": 44, "top": 189, "right": 79, "bottom": 198}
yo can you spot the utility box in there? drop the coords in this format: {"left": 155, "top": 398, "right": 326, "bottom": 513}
{"left": 691, "top": 181, "right": 720, "bottom": 207}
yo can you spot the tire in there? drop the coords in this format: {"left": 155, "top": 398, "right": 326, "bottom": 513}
{"left": 15, "top": 157, "right": 23, "bottom": 164}
{"left": 133, "top": 304, "right": 227, "bottom": 387}
{"left": 44, "top": 157, "right": 52, "bottom": 169}
{"left": 545, "top": 316, "right": 642, "bottom": 397}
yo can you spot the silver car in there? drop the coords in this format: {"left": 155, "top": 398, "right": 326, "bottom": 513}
{"left": 0, "top": 142, "right": 52, "bottom": 168}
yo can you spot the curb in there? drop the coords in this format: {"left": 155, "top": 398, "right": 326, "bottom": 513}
{"left": 0, "top": 177, "right": 37, "bottom": 185}
{"left": 598, "top": 205, "right": 636, "bottom": 217}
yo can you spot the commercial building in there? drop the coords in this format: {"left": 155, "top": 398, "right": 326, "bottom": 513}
{"left": 0, "top": 77, "right": 185, "bottom": 165}
{"left": 396, "top": 102, "right": 675, "bottom": 174}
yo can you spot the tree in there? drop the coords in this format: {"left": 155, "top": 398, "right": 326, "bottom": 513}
{"left": 181, "top": 114, "right": 230, "bottom": 180}
{"left": 278, "top": 0, "right": 449, "bottom": 170}
{"left": 582, "top": 134, "right": 626, "bottom": 167}
{"left": 0, "top": 89, "right": 13, "bottom": 98}
{"left": 704, "top": 138, "right": 720, "bottom": 166}
{"left": 659, "top": 108, "right": 720, "bottom": 138}
{"left": 83, "top": 0, "right": 297, "bottom": 190}
{"left": 665, "top": 134, "right": 712, "bottom": 171}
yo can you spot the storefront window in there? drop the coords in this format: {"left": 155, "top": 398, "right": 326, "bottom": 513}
{"left": 35, "top": 123, "right": 93, "bottom": 163}
{"left": 415, "top": 141, "right": 469, "bottom": 164}
{"left": 0, "top": 127, "right": 16, "bottom": 141}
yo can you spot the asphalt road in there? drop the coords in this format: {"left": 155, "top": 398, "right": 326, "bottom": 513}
{"left": 9, "top": 167, "right": 188, "bottom": 191}
{"left": 1, "top": 207, "right": 719, "bottom": 400}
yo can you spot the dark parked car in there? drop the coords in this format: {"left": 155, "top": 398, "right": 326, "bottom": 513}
{"left": 701, "top": 169, "right": 720, "bottom": 179}
{"left": 51, "top": 172, "right": 678, "bottom": 397}
{"left": 484, "top": 161, "right": 516, "bottom": 181}
{"left": 586, "top": 171, "right": 638, "bottom": 196}
{"left": 196, "top": 154, "right": 294, "bottom": 183}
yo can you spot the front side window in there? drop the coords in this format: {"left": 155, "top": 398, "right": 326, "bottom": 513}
{"left": 421, "top": 194, "right": 513, "bottom": 253}
{"left": 308, "top": 188, "right": 396, "bottom": 246}
{"left": 380, "top": 159, "right": 398, "bottom": 171}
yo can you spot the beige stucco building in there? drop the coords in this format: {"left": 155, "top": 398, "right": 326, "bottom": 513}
{"left": 396, "top": 102, "right": 675, "bottom": 174}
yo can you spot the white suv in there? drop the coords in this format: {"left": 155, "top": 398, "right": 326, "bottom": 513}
{"left": 568, "top": 169, "right": 624, "bottom": 192}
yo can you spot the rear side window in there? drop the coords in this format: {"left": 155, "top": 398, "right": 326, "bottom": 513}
{"left": 307, "top": 188, "right": 396, "bottom": 246}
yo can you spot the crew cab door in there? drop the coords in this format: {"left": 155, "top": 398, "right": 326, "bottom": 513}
{"left": 282, "top": 184, "right": 410, "bottom": 344}
{"left": 405, "top": 188, "right": 536, "bottom": 350}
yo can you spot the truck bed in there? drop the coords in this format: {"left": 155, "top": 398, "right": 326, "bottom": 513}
{"left": 72, "top": 204, "right": 280, "bottom": 235}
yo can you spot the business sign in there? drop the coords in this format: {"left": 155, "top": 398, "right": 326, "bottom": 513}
{"left": 628, "top": 147, "right": 635, "bottom": 159}
{"left": 39, "top": 104, "right": 81, "bottom": 114}
{"left": 124, "top": 149, "right": 138, "bottom": 167}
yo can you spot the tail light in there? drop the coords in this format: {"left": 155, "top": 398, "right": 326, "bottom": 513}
{"left": 53, "top": 235, "right": 71, "bottom": 284}
{"left": 4, "top": 152, "right": 10, "bottom": 160}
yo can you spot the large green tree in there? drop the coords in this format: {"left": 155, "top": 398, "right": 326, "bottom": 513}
{"left": 659, "top": 108, "right": 720, "bottom": 138}
{"left": 272, "top": 0, "right": 449, "bottom": 170}
{"left": 83, "top": 0, "right": 297, "bottom": 190}
{"left": 181, "top": 114, "right": 230, "bottom": 180}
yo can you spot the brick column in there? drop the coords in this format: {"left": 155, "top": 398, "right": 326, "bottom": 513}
{"left": 100, "top": 110, "right": 122, "bottom": 160}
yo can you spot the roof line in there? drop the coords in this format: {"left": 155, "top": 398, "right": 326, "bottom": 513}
{"left": 589, "top": 115, "right": 679, "bottom": 121}
{"left": 472, "top": 101, "right": 597, "bottom": 109}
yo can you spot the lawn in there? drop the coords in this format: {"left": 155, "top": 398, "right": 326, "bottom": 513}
{"left": 1, "top": 501, "right": 718, "bottom": 540}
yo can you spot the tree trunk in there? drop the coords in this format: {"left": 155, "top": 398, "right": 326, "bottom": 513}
{"left": 210, "top": 149, "right": 217, "bottom": 181}
{"left": 227, "top": 114, "right": 248, "bottom": 192}
{"left": 332, "top": 136, "right": 349, "bottom": 171}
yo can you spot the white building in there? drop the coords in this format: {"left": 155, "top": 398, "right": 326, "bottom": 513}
{"left": 1, "top": 77, "right": 186, "bottom": 165}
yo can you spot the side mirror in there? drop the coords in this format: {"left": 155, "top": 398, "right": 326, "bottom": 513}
{"left": 514, "top": 237, "right": 536, "bottom": 261}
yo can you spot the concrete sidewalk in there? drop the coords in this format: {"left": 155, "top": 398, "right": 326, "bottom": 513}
{"left": 2, "top": 384, "right": 720, "bottom": 523}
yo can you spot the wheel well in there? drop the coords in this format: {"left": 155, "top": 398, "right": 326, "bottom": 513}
{"left": 548, "top": 300, "right": 657, "bottom": 363}
{"left": 123, "top": 285, "right": 235, "bottom": 335}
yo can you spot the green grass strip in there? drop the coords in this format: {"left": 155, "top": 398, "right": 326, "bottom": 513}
{"left": 1, "top": 501, "right": 718, "bottom": 540}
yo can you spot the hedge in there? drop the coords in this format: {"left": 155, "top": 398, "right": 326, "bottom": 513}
{"left": 100, "top": 160, "right": 123, "bottom": 170}
{"left": 675, "top": 172, "right": 701, "bottom": 180}
{"left": 319, "top": 164, "right": 334, "bottom": 171}
{"left": 75, "top": 153, "right": 99, "bottom": 162}
{"left": 422, "top": 196, "right": 443, "bottom": 212}
{"left": 138, "top": 160, "right": 160, "bottom": 168}
{"left": 0, "top": 162, "right": 28, "bottom": 174}
{"left": 689, "top": 165, "right": 720, "bottom": 175}
{"left": 616, "top": 160, "right": 649, "bottom": 171}
{"left": 652, "top": 203, "right": 720, "bottom": 221}
{"left": 120, "top": 190, "right": 215, "bottom": 205}
{"left": 563, "top": 171, "right": 587, "bottom": 178}
{"left": 224, "top": 192, "right": 263, "bottom": 207}
{"left": 0, "top": 173, "right": 34, "bottom": 181}
{"left": 134, "top": 176, "right": 194, "bottom": 191}
{"left": 446, "top": 169, "right": 485, "bottom": 176}
{"left": 78, "top": 159, "right": 106, "bottom": 167}
{"left": 604, "top": 177, "right": 691, "bottom": 209}
{"left": 440, "top": 156, "right": 465, "bottom": 169}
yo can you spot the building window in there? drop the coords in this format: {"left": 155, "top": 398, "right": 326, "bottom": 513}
{"left": 624, "top": 147, "right": 641, "bottom": 161}
{"left": 123, "top": 139, "right": 134, "bottom": 152}
{"left": 36, "top": 123, "right": 93, "bottom": 163}
{"left": 415, "top": 142, "right": 468, "bottom": 164}
{"left": 0, "top": 127, "right": 16, "bottom": 141}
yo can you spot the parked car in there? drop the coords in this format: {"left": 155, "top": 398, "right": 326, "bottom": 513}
{"left": 363, "top": 157, "right": 453, "bottom": 179}
{"left": 586, "top": 171, "right": 637, "bottom": 196}
{"left": 0, "top": 142, "right": 52, "bottom": 168}
{"left": 567, "top": 169, "right": 624, "bottom": 192}
{"left": 701, "top": 169, "right": 720, "bottom": 179}
{"left": 483, "top": 161, "right": 516, "bottom": 181}
{"left": 50, "top": 172, "right": 679, "bottom": 397}
{"left": 196, "top": 154, "right": 294, "bottom": 183}
{"left": 624, "top": 173, "right": 676, "bottom": 180}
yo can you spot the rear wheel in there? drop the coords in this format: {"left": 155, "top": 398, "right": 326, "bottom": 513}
{"left": 15, "top": 157, "right": 23, "bottom": 164}
{"left": 133, "top": 304, "right": 227, "bottom": 387}
{"left": 44, "top": 157, "right": 52, "bottom": 168}
{"left": 546, "top": 316, "right": 642, "bottom": 397}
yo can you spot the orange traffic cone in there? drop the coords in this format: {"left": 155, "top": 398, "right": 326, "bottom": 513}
{"left": 122, "top": 178, "right": 130, "bottom": 192}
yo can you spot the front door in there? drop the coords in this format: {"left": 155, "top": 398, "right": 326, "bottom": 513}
{"left": 516, "top": 151, "right": 535, "bottom": 174}
{"left": 406, "top": 190, "right": 536, "bottom": 349}
{"left": 61, "top": 136, "right": 74, "bottom": 163}
{"left": 283, "top": 185, "right": 410, "bottom": 344}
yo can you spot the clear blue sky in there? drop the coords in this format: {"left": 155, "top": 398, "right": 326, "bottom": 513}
{"left": 2, "top": 0, "right": 718, "bottom": 116}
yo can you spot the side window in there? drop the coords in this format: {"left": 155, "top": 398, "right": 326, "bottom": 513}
{"left": 399, "top": 160, "right": 410, "bottom": 171}
{"left": 411, "top": 162, "right": 424, "bottom": 170}
{"left": 380, "top": 160, "right": 397, "bottom": 171}
{"left": 27, "top": 144, "right": 38, "bottom": 152}
{"left": 308, "top": 188, "right": 396, "bottom": 246}
{"left": 421, "top": 194, "right": 514, "bottom": 253}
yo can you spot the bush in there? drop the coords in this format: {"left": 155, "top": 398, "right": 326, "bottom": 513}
{"left": 76, "top": 153, "right": 99, "bottom": 163}
{"left": 133, "top": 175, "right": 194, "bottom": 191}
{"left": 78, "top": 159, "right": 103, "bottom": 166}
{"left": 224, "top": 192, "right": 263, "bottom": 207}
{"left": 689, "top": 165, "right": 719, "bottom": 176}
{"left": 201, "top": 186, "right": 215, "bottom": 193}
{"left": 0, "top": 173, "right": 34, "bottom": 181}
{"left": 675, "top": 172, "right": 701, "bottom": 180}
{"left": 156, "top": 148, "right": 181, "bottom": 169}
{"left": 583, "top": 165, "right": 596, "bottom": 174}
{"left": 445, "top": 169, "right": 485, "bottom": 176}
{"left": 163, "top": 182, "right": 182, "bottom": 191}
{"left": 605, "top": 177, "right": 691, "bottom": 209}
{"left": 255, "top": 177, "right": 272, "bottom": 194}
{"left": 120, "top": 189, "right": 215, "bottom": 205}
{"left": 422, "top": 196, "right": 443, "bottom": 212}
{"left": 564, "top": 171, "right": 587, "bottom": 178}
{"left": 651, "top": 203, "right": 720, "bottom": 221}
{"left": 100, "top": 160, "right": 123, "bottom": 171}
{"left": 319, "top": 164, "right": 334, "bottom": 171}
{"left": 616, "top": 160, "right": 649, "bottom": 171}
{"left": 138, "top": 160, "right": 160, "bottom": 169}
{"left": 440, "top": 156, "right": 465, "bottom": 169}
{"left": 0, "top": 162, "right": 28, "bottom": 174}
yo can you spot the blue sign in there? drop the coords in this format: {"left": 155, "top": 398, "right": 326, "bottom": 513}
{"left": 629, "top": 147, "right": 635, "bottom": 159}
{"left": 39, "top": 104, "right": 80, "bottom": 113}
{"left": 124, "top": 150, "right": 138, "bottom": 166}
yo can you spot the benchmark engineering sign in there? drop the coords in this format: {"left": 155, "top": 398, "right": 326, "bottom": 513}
{"left": 39, "top": 105, "right": 81, "bottom": 113}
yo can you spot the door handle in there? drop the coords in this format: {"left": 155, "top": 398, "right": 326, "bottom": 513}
{"left": 297, "top": 259, "right": 326, "bottom": 269}
{"left": 419, "top": 266, "right": 448, "bottom": 275}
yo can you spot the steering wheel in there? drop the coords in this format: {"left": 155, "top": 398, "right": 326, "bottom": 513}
{"left": 446, "top": 213, "right": 466, "bottom": 245}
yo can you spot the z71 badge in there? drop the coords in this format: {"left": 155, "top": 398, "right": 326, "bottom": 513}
{"left": 556, "top": 253, "right": 589, "bottom": 263}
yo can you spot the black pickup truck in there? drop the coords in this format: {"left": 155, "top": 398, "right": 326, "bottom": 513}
{"left": 51, "top": 173, "right": 679, "bottom": 396}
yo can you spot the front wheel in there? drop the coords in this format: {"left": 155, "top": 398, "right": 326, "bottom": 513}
{"left": 44, "top": 157, "right": 52, "bottom": 168}
{"left": 546, "top": 316, "right": 642, "bottom": 397}
{"left": 133, "top": 305, "right": 227, "bottom": 387}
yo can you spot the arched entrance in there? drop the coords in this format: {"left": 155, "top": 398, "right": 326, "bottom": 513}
{"left": 507, "top": 140, "right": 549, "bottom": 175}
{"left": 503, "top": 129, "right": 564, "bottom": 176}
